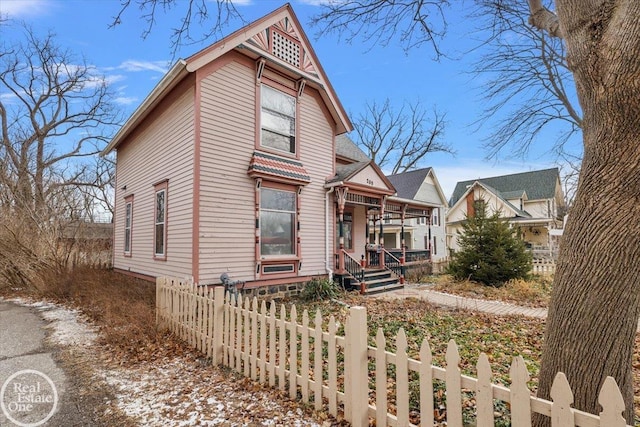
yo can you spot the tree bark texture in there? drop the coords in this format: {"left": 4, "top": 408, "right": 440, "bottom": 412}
{"left": 535, "top": 1, "right": 640, "bottom": 424}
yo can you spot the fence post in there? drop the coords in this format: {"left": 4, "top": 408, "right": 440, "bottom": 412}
{"left": 345, "top": 306, "right": 368, "bottom": 427}
{"left": 212, "top": 286, "right": 225, "bottom": 365}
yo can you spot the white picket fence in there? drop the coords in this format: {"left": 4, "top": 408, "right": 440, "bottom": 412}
{"left": 532, "top": 259, "right": 557, "bottom": 276}
{"left": 156, "top": 277, "right": 632, "bottom": 427}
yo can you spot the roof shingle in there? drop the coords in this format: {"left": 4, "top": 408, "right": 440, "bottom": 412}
{"left": 449, "top": 168, "right": 560, "bottom": 207}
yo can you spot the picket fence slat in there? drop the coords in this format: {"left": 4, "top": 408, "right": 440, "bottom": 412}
{"left": 259, "top": 300, "right": 267, "bottom": 384}
{"left": 551, "top": 372, "right": 574, "bottom": 427}
{"left": 419, "top": 340, "right": 433, "bottom": 427}
{"left": 301, "top": 310, "right": 310, "bottom": 403}
{"left": 289, "top": 305, "right": 298, "bottom": 399}
{"left": 396, "top": 329, "right": 409, "bottom": 426}
{"left": 278, "top": 304, "right": 286, "bottom": 392}
{"left": 268, "top": 302, "right": 276, "bottom": 387}
{"left": 328, "top": 315, "right": 337, "bottom": 417}
{"left": 156, "top": 277, "right": 634, "bottom": 427}
{"left": 376, "top": 329, "right": 387, "bottom": 427}
{"left": 314, "top": 310, "right": 323, "bottom": 411}
{"left": 476, "top": 353, "right": 494, "bottom": 427}
{"left": 599, "top": 376, "right": 626, "bottom": 427}
{"left": 446, "top": 340, "right": 462, "bottom": 427}
{"left": 511, "top": 356, "right": 532, "bottom": 427}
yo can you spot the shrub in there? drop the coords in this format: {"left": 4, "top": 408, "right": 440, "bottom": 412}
{"left": 300, "top": 277, "right": 341, "bottom": 301}
{"left": 447, "top": 205, "right": 532, "bottom": 287}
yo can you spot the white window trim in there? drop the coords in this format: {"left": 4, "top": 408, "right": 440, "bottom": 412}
{"left": 154, "top": 187, "right": 167, "bottom": 259}
{"left": 124, "top": 200, "right": 132, "bottom": 254}
{"left": 260, "top": 84, "right": 296, "bottom": 155}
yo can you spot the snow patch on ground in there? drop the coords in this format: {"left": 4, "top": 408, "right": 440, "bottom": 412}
{"left": 8, "top": 297, "right": 98, "bottom": 346}
{"left": 98, "top": 356, "right": 324, "bottom": 427}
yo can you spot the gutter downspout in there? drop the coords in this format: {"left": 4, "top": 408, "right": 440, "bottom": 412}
{"left": 325, "top": 187, "right": 335, "bottom": 280}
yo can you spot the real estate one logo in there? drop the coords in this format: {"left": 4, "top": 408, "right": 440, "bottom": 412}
{"left": 1, "top": 369, "right": 58, "bottom": 427}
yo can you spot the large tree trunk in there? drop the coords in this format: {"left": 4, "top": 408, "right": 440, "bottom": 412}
{"left": 535, "top": 1, "right": 640, "bottom": 424}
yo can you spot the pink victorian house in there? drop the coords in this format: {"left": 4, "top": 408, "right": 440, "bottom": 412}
{"left": 104, "top": 5, "right": 434, "bottom": 295}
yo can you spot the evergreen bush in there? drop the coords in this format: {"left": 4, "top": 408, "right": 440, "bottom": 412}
{"left": 447, "top": 204, "right": 532, "bottom": 287}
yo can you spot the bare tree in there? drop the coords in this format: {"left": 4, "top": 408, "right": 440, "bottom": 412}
{"left": 352, "top": 98, "right": 451, "bottom": 174}
{"left": 0, "top": 24, "right": 120, "bottom": 287}
{"left": 0, "top": 24, "right": 120, "bottom": 216}
{"left": 312, "top": 0, "right": 640, "bottom": 423}
{"left": 109, "top": 0, "right": 244, "bottom": 59}
{"left": 471, "top": 0, "right": 583, "bottom": 159}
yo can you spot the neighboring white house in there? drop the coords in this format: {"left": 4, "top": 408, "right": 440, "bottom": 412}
{"left": 447, "top": 168, "right": 565, "bottom": 258}
{"left": 386, "top": 168, "right": 449, "bottom": 263}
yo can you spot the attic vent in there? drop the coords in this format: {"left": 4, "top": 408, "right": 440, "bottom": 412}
{"left": 272, "top": 31, "right": 300, "bottom": 67}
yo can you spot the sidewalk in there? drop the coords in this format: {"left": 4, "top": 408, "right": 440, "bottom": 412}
{"left": 371, "top": 283, "right": 548, "bottom": 318}
{"left": 373, "top": 284, "right": 640, "bottom": 333}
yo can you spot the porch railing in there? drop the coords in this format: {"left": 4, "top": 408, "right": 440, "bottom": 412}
{"left": 383, "top": 249, "right": 404, "bottom": 279}
{"left": 343, "top": 250, "right": 365, "bottom": 283}
{"left": 388, "top": 249, "right": 431, "bottom": 263}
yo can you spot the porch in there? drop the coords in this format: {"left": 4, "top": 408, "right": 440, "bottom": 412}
{"left": 332, "top": 189, "right": 435, "bottom": 294}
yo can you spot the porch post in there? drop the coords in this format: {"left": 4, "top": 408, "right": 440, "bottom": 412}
{"left": 336, "top": 187, "right": 348, "bottom": 273}
{"left": 379, "top": 197, "right": 385, "bottom": 269}
{"left": 428, "top": 209, "right": 433, "bottom": 262}
{"left": 363, "top": 212, "right": 370, "bottom": 268}
{"left": 400, "top": 205, "right": 406, "bottom": 284}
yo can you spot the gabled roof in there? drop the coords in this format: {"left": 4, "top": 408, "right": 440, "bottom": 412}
{"left": 326, "top": 161, "right": 396, "bottom": 195}
{"left": 327, "top": 161, "right": 370, "bottom": 184}
{"left": 335, "top": 134, "right": 369, "bottom": 162}
{"left": 103, "top": 4, "right": 351, "bottom": 154}
{"left": 386, "top": 167, "right": 448, "bottom": 207}
{"left": 387, "top": 168, "right": 433, "bottom": 200}
{"left": 449, "top": 168, "right": 560, "bottom": 207}
{"left": 449, "top": 180, "right": 531, "bottom": 219}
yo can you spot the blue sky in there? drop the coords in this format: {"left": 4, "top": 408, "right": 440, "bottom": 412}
{"left": 0, "top": 0, "right": 579, "bottom": 198}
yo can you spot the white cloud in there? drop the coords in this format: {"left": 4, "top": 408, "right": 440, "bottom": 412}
{"left": 232, "top": 0, "right": 253, "bottom": 5}
{"left": 0, "top": 0, "right": 51, "bottom": 17}
{"left": 114, "top": 96, "right": 138, "bottom": 106}
{"left": 116, "top": 60, "right": 169, "bottom": 74}
{"left": 295, "top": 0, "right": 343, "bottom": 5}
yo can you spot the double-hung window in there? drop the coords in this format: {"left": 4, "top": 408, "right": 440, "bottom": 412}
{"left": 260, "top": 187, "right": 296, "bottom": 256}
{"left": 154, "top": 183, "right": 167, "bottom": 258}
{"left": 124, "top": 196, "right": 133, "bottom": 255}
{"left": 432, "top": 208, "right": 440, "bottom": 226}
{"left": 261, "top": 85, "right": 296, "bottom": 154}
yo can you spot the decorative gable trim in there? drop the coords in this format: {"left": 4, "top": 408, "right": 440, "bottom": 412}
{"left": 248, "top": 151, "right": 311, "bottom": 184}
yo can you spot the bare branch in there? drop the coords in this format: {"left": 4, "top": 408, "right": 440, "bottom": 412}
{"left": 470, "top": 0, "right": 581, "bottom": 159}
{"left": 109, "top": 0, "right": 244, "bottom": 60}
{"left": 309, "top": 0, "right": 451, "bottom": 59}
{"left": 527, "top": 0, "right": 562, "bottom": 38}
{"left": 352, "top": 98, "right": 453, "bottom": 174}
{"left": 0, "top": 23, "right": 121, "bottom": 217}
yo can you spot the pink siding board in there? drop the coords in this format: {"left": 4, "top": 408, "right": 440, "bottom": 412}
{"left": 198, "top": 60, "right": 256, "bottom": 283}
{"left": 298, "top": 91, "right": 335, "bottom": 275}
{"left": 113, "top": 88, "right": 195, "bottom": 279}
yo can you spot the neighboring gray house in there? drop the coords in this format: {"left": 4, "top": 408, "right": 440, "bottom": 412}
{"left": 386, "top": 168, "right": 449, "bottom": 263}
{"left": 447, "top": 168, "right": 565, "bottom": 258}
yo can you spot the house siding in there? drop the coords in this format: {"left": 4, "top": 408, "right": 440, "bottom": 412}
{"left": 113, "top": 86, "right": 195, "bottom": 279}
{"left": 197, "top": 61, "right": 335, "bottom": 284}
{"left": 524, "top": 200, "right": 550, "bottom": 218}
{"left": 198, "top": 59, "right": 257, "bottom": 284}
{"left": 298, "top": 88, "right": 335, "bottom": 276}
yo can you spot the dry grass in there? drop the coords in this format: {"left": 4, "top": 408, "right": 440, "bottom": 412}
{"left": 1, "top": 267, "right": 170, "bottom": 361}
{"left": 429, "top": 274, "right": 553, "bottom": 307}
